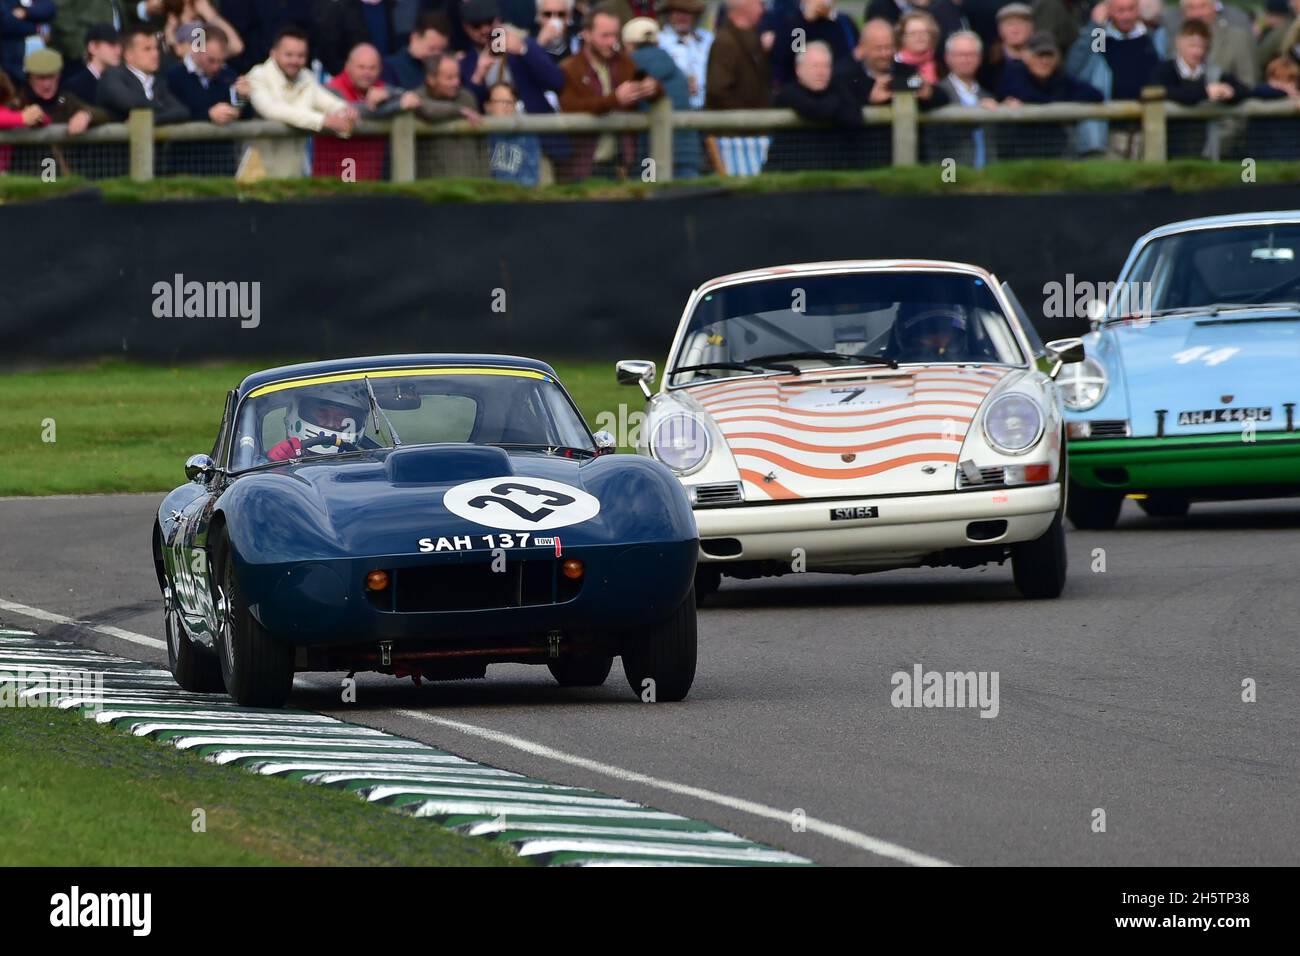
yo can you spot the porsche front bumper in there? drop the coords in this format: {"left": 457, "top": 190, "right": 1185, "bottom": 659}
{"left": 693, "top": 484, "right": 1061, "bottom": 570}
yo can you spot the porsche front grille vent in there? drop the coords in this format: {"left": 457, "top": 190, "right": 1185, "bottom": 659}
{"left": 692, "top": 482, "right": 744, "bottom": 506}
{"left": 1087, "top": 420, "right": 1131, "bottom": 438}
{"left": 957, "top": 466, "right": 1006, "bottom": 488}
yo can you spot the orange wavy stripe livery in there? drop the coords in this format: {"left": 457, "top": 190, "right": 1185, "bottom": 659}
{"left": 724, "top": 431, "right": 958, "bottom": 454}
{"left": 731, "top": 448, "right": 962, "bottom": 480}
{"left": 711, "top": 413, "right": 973, "bottom": 434}
{"left": 738, "top": 468, "right": 801, "bottom": 499}
{"left": 701, "top": 399, "right": 983, "bottom": 417}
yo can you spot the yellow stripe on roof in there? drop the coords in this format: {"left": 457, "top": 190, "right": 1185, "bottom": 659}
{"left": 247, "top": 366, "right": 547, "bottom": 398}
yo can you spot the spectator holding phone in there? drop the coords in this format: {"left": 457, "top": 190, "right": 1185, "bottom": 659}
{"left": 557, "top": 6, "right": 659, "bottom": 180}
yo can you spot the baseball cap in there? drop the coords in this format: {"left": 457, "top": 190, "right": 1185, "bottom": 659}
{"left": 1025, "top": 31, "right": 1060, "bottom": 56}
{"left": 622, "top": 17, "right": 659, "bottom": 46}
{"left": 462, "top": 0, "right": 500, "bottom": 23}
{"left": 85, "top": 23, "right": 121, "bottom": 45}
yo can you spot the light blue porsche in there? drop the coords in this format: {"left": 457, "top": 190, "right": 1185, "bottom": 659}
{"left": 1059, "top": 211, "right": 1300, "bottom": 529}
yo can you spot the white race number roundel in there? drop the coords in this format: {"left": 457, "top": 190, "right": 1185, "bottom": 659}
{"left": 441, "top": 476, "right": 601, "bottom": 531}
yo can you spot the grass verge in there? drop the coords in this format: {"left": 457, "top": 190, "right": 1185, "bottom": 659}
{"left": 0, "top": 359, "right": 632, "bottom": 496}
{"left": 1, "top": 160, "right": 1297, "bottom": 204}
{"left": 0, "top": 702, "right": 526, "bottom": 865}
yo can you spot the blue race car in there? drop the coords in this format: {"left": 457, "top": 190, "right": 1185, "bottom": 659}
{"left": 1059, "top": 211, "right": 1300, "bottom": 528}
{"left": 153, "top": 355, "right": 698, "bottom": 707}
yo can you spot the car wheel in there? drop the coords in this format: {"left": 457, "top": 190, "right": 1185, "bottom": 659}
{"left": 158, "top": 528, "right": 224, "bottom": 693}
{"left": 1138, "top": 494, "right": 1189, "bottom": 518}
{"left": 1011, "top": 510, "right": 1067, "bottom": 599}
{"left": 213, "top": 531, "right": 294, "bottom": 708}
{"left": 1065, "top": 480, "right": 1123, "bottom": 530}
{"left": 165, "top": 599, "right": 225, "bottom": 694}
{"left": 622, "top": 586, "right": 697, "bottom": 702}
{"left": 547, "top": 654, "right": 613, "bottom": 687}
{"left": 694, "top": 566, "right": 721, "bottom": 603}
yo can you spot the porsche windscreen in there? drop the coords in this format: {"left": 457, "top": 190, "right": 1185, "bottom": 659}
{"left": 228, "top": 369, "right": 594, "bottom": 471}
{"left": 1123, "top": 223, "right": 1300, "bottom": 316}
{"left": 668, "top": 271, "right": 1025, "bottom": 385}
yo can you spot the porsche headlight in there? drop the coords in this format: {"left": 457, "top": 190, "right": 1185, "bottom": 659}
{"left": 983, "top": 394, "right": 1044, "bottom": 455}
{"left": 651, "top": 413, "right": 711, "bottom": 474}
{"left": 1057, "top": 357, "right": 1108, "bottom": 411}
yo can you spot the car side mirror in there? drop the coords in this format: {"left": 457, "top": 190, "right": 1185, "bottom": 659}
{"left": 185, "top": 453, "right": 214, "bottom": 483}
{"left": 616, "top": 359, "right": 656, "bottom": 399}
{"left": 592, "top": 430, "right": 617, "bottom": 455}
{"left": 1044, "top": 338, "right": 1086, "bottom": 379}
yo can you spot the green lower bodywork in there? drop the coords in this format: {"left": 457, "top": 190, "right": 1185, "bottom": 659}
{"left": 1069, "top": 432, "right": 1300, "bottom": 493}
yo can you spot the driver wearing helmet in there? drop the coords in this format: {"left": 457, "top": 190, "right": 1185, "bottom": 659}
{"left": 267, "top": 386, "right": 371, "bottom": 461}
{"left": 893, "top": 306, "right": 970, "bottom": 362}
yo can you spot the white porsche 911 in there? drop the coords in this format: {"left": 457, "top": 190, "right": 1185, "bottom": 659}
{"left": 617, "top": 260, "right": 1086, "bottom": 600}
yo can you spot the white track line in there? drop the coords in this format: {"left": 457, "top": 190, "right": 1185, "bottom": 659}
{"left": 0, "top": 599, "right": 166, "bottom": 650}
{"left": 1, "top": 602, "right": 953, "bottom": 866}
{"left": 393, "top": 709, "right": 956, "bottom": 867}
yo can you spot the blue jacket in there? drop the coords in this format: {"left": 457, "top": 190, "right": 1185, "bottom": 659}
{"left": 164, "top": 60, "right": 244, "bottom": 121}
{"left": 459, "top": 40, "right": 566, "bottom": 113}
{"left": 488, "top": 133, "right": 541, "bottom": 186}
{"left": 382, "top": 48, "right": 424, "bottom": 90}
{"left": 999, "top": 60, "right": 1104, "bottom": 103}
{"left": 632, "top": 44, "right": 702, "bottom": 178}
{"left": 1, "top": 0, "right": 56, "bottom": 82}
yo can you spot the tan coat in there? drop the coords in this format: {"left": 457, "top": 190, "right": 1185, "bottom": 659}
{"left": 246, "top": 57, "right": 350, "bottom": 178}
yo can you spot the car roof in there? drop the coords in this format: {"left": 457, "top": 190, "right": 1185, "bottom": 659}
{"left": 1135, "top": 210, "right": 1300, "bottom": 245}
{"left": 696, "top": 259, "right": 997, "bottom": 292}
{"left": 236, "top": 354, "right": 556, "bottom": 398}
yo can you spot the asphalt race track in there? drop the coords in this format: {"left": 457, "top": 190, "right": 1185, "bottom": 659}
{"left": 2, "top": 492, "right": 1297, "bottom": 867}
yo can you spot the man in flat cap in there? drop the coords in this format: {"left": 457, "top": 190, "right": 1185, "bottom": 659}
{"left": 18, "top": 47, "right": 108, "bottom": 130}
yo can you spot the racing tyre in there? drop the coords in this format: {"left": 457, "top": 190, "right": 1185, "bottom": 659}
{"left": 622, "top": 586, "right": 697, "bottom": 702}
{"left": 1065, "top": 480, "right": 1122, "bottom": 530}
{"left": 157, "top": 528, "right": 224, "bottom": 693}
{"left": 1011, "top": 510, "right": 1067, "bottom": 599}
{"left": 213, "top": 531, "right": 294, "bottom": 708}
{"left": 1138, "top": 495, "right": 1189, "bottom": 518}
{"left": 694, "top": 566, "right": 721, "bottom": 603}
{"left": 548, "top": 654, "right": 613, "bottom": 687}
{"left": 166, "top": 602, "right": 225, "bottom": 694}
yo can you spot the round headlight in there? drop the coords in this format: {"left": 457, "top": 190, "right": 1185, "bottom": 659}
{"left": 1057, "top": 357, "right": 1108, "bottom": 411}
{"left": 651, "top": 413, "right": 711, "bottom": 474}
{"left": 983, "top": 393, "right": 1044, "bottom": 454}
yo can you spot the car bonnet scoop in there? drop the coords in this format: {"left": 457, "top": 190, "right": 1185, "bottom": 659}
{"left": 385, "top": 444, "right": 514, "bottom": 484}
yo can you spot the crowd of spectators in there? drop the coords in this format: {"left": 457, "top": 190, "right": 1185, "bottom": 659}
{"left": 3, "top": 0, "right": 1300, "bottom": 181}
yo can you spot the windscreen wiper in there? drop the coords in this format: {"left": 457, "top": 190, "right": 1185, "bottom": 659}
{"left": 668, "top": 360, "right": 801, "bottom": 377}
{"left": 364, "top": 376, "right": 401, "bottom": 448}
{"left": 744, "top": 350, "right": 899, "bottom": 370}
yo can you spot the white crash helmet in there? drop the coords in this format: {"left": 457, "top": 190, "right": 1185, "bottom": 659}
{"left": 284, "top": 384, "right": 368, "bottom": 455}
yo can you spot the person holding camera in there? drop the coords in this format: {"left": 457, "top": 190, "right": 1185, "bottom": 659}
{"left": 556, "top": 6, "right": 659, "bottom": 180}
{"left": 837, "top": 18, "right": 947, "bottom": 108}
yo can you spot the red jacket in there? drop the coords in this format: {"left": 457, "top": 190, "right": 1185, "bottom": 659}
{"left": 0, "top": 105, "right": 47, "bottom": 128}
{"left": 0, "top": 106, "right": 45, "bottom": 173}
{"left": 311, "top": 73, "right": 387, "bottom": 181}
